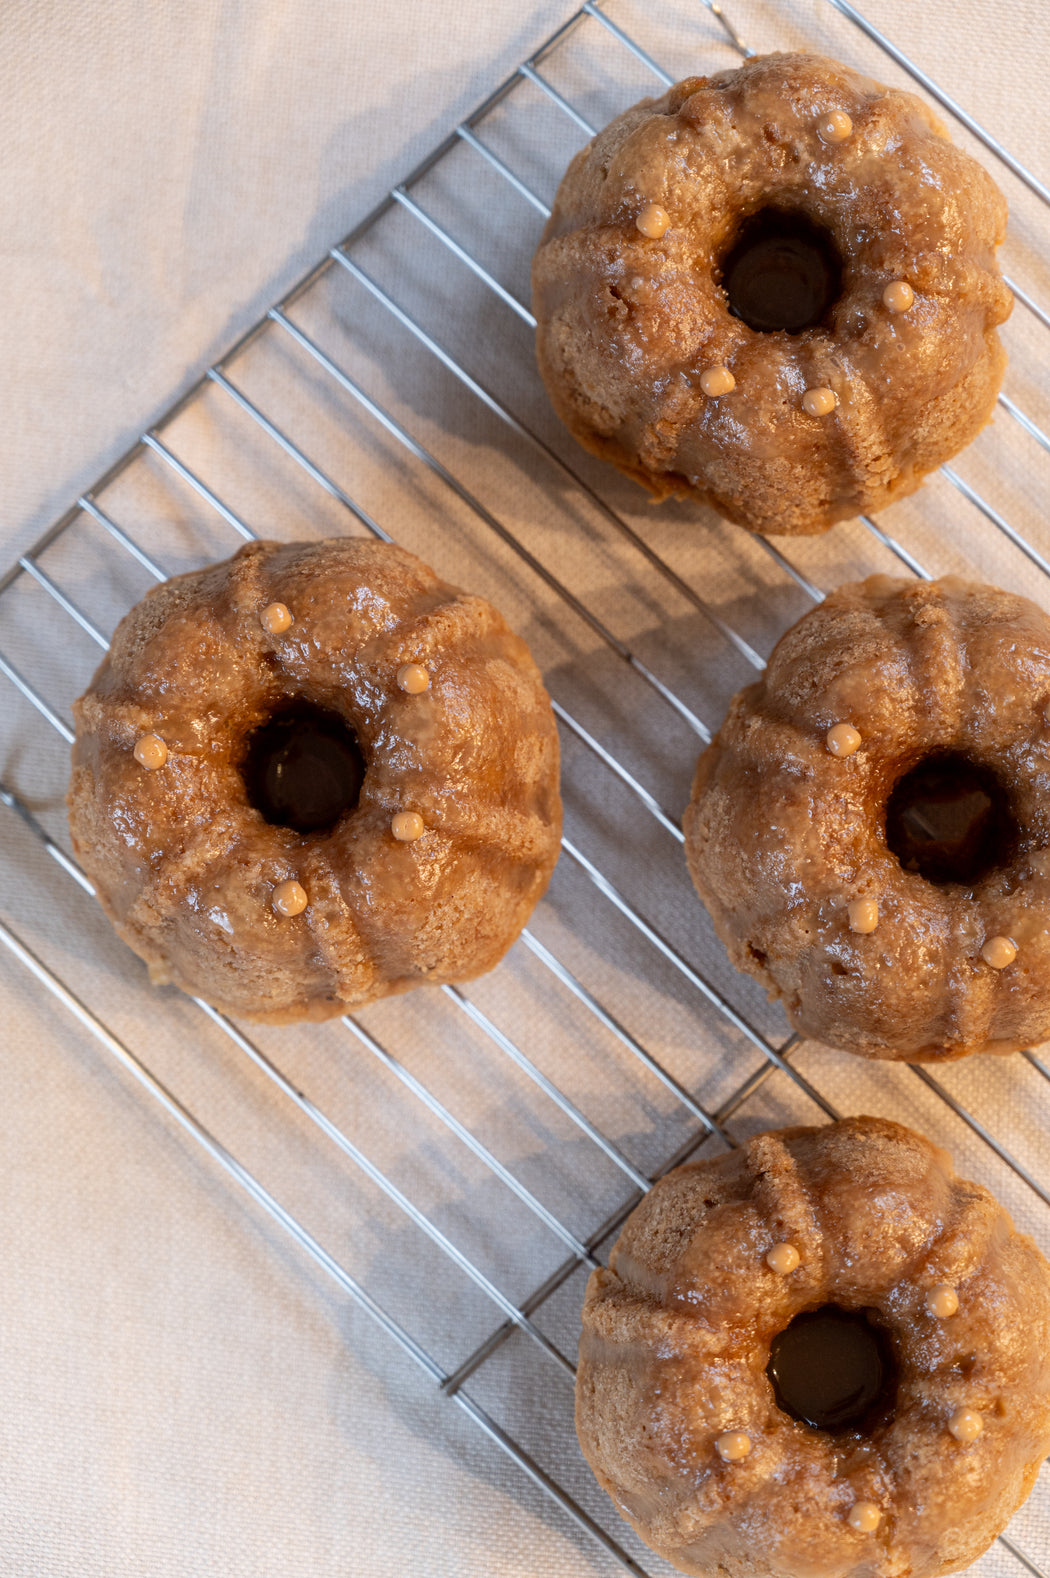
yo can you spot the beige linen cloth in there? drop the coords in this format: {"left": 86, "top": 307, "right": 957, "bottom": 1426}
{"left": 3, "top": 1, "right": 1050, "bottom": 1574}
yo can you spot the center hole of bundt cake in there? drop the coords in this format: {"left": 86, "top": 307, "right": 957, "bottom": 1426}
{"left": 885, "top": 753, "right": 1018, "bottom": 886}
{"left": 720, "top": 208, "right": 843, "bottom": 334}
{"left": 767, "top": 1306, "right": 897, "bottom": 1433}
{"left": 241, "top": 703, "right": 366, "bottom": 834}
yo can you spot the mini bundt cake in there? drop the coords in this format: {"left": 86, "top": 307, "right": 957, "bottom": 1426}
{"left": 683, "top": 575, "right": 1050, "bottom": 1061}
{"left": 532, "top": 52, "right": 1011, "bottom": 535}
{"left": 68, "top": 537, "right": 562, "bottom": 1022}
{"left": 577, "top": 1116, "right": 1050, "bottom": 1578}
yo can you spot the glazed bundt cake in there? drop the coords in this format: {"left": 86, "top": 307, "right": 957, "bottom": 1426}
{"left": 577, "top": 1116, "right": 1050, "bottom": 1578}
{"left": 684, "top": 575, "right": 1050, "bottom": 1060}
{"left": 68, "top": 537, "right": 562, "bottom": 1022}
{"left": 532, "top": 52, "right": 1011, "bottom": 535}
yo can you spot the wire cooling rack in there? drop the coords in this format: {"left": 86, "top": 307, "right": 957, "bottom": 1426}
{"left": 4, "top": 1, "right": 1050, "bottom": 1573}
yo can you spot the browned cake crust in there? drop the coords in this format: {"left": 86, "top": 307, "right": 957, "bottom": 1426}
{"left": 67, "top": 538, "right": 562, "bottom": 1022}
{"left": 532, "top": 53, "right": 1010, "bottom": 536}
{"left": 683, "top": 575, "right": 1050, "bottom": 1061}
{"left": 577, "top": 1116, "right": 1050, "bottom": 1578}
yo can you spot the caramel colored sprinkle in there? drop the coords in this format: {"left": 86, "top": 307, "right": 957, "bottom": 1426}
{"left": 883, "top": 280, "right": 915, "bottom": 314}
{"left": 848, "top": 1503, "right": 882, "bottom": 1534}
{"left": 636, "top": 202, "right": 670, "bottom": 239}
{"left": 948, "top": 1408, "right": 983, "bottom": 1444}
{"left": 981, "top": 935, "right": 1017, "bottom": 970}
{"left": 261, "top": 602, "right": 293, "bottom": 635}
{"left": 133, "top": 734, "right": 168, "bottom": 770}
{"left": 826, "top": 722, "right": 861, "bottom": 757}
{"left": 700, "top": 365, "right": 736, "bottom": 397}
{"left": 848, "top": 898, "right": 879, "bottom": 935}
{"left": 272, "top": 879, "right": 308, "bottom": 918}
{"left": 714, "top": 1431, "right": 751, "bottom": 1463}
{"left": 802, "top": 387, "right": 838, "bottom": 417}
{"left": 391, "top": 810, "right": 425, "bottom": 843}
{"left": 926, "top": 1284, "right": 959, "bottom": 1319}
{"left": 397, "top": 662, "right": 430, "bottom": 695}
{"left": 817, "top": 110, "right": 853, "bottom": 144}
{"left": 766, "top": 1242, "right": 801, "bottom": 1275}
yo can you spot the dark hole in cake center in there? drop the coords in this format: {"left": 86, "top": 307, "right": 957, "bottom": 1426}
{"left": 767, "top": 1305, "right": 897, "bottom": 1433}
{"left": 720, "top": 209, "right": 843, "bottom": 333}
{"left": 241, "top": 703, "right": 366, "bottom": 834}
{"left": 885, "top": 753, "right": 1017, "bottom": 885}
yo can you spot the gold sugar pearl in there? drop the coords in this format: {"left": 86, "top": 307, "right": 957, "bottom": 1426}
{"left": 700, "top": 365, "right": 736, "bottom": 397}
{"left": 817, "top": 110, "right": 853, "bottom": 144}
{"left": 926, "top": 1284, "right": 959, "bottom": 1320}
{"left": 397, "top": 662, "right": 430, "bottom": 695}
{"left": 636, "top": 202, "right": 670, "bottom": 239}
{"left": 981, "top": 935, "right": 1017, "bottom": 970}
{"left": 883, "top": 280, "right": 915, "bottom": 314}
{"left": 826, "top": 722, "right": 861, "bottom": 758}
{"left": 260, "top": 602, "right": 293, "bottom": 635}
{"left": 391, "top": 810, "right": 425, "bottom": 843}
{"left": 133, "top": 734, "right": 168, "bottom": 770}
{"left": 802, "top": 387, "right": 838, "bottom": 417}
{"left": 714, "top": 1431, "right": 751, "bottom": 1463}
{"left": 765, "top": 1242, "right": 801, "bottom": 1275}
{"left": 272, "top": 879, "right": 308, "bottom": 918}
{"left": 848, "top": 897, "right": 879, "bottom": 935}
{"left": 948, "top": 1408, "right": 983, "bottom": 1444}
{"left": 848, "top": 1502, "right": 882, "bottom": 1534}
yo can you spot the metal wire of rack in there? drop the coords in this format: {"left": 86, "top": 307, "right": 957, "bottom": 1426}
{"left": 4, "top": 1, "right": 1050, "bottom": 1572}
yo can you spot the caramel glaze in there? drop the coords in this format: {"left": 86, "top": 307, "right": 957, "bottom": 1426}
{"left": 683, "top": 575, "right": 1050, "bottom": 1061}
{"left": 532, "top": 52, "right": 1011, "bottom": 536}
{"left": 576, "top": 1117, "right": 1050, "bottom": 1578}
{"left": 68, "top": 539, "right": 562, "bottom": 1023}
